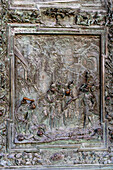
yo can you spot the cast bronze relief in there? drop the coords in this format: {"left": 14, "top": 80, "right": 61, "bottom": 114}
{"left": 15, "top": 70, "right": 101, "bottom": 143}
{"left": 10, "top": 32, "right": 105, "bottom": 147}
{"left": 0, "top": 0, "right": 112, "bottom": 167}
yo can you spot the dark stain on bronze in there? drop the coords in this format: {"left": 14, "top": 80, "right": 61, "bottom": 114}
{"left": 108, "top": 128, "right": 113, "bottom": 141}
{"left": 24, "top": 112, "right": 28, "bottom": 120}
{"left": 21, "top": 99, "right": 27, "bottom": 104}
{"left": 37, "top": 129, "right": 44, "bottom": 137}
{"left": 50, "top": 153, "right": 64, "bottom": 161}
{"left": 0, "top": 110, "right": 3, "bottom": 116}
{"left": 30, "top": 103, "right": 36, "bottom": 109}
{"left": 65, "top": 89, "right": 71, "bottom": 96}
{"left": 17, "top": 134, "right": 25, "bottom": 141}
{"left": 91, "top": 127, "right": 102, "bottom": 137}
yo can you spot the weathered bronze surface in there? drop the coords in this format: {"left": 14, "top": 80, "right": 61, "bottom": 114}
{"left": 0, "top": 0, "right": 112, "bottom": 168}
{"left": 14, "top": 34, "right": 101, "bottom": 145}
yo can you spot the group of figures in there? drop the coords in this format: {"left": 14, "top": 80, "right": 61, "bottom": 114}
{"left": 15, "top": 70, "right": 102, "bottom": 143}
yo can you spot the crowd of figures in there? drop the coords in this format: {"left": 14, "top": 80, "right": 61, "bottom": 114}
{"left": 15, "top": 70, "right": 102, "bottom": 142}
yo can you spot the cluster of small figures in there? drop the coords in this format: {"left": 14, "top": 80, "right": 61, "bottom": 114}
{"left": 19, "top": 70, "right": 98, "bottom": 111}
{"left": 46, "top": 80, "right": 77, "bottom": 112}
{"left": 18, "top": 70, "right": 98, "bottom": 108}
{"left": 18, "top": 70, "right": 98, "bottom": 118}
{"left": 16, "top": 70, "right": 100, "bottom": 141}
{"left": 16, "top": 125, "right": 103, "bottom": 142}
{"left": 45, "top": 70, "right": 99, "bottom": 113}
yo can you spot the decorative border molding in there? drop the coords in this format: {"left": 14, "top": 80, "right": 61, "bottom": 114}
{"left": 7, "top": 24, "right": 108, "bottom": 152}
{"left": 0, "top": 0, "right": 113, "bottom": 167}
{"left": 1, "top": 164, "right": 113, "bottom": 169}
{"left": 8, "top": 0, "right": 106, "bottom": 10}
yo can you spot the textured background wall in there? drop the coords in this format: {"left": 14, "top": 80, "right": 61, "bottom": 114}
{"left": 0, "top": 0, "right": 113, "bottom": 169}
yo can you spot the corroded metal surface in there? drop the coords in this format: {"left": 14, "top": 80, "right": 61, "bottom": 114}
{"left": 0, "top": 0, "right": 113, "bottom": 168}
{"left": 14, "top": 34, "right": 101, "bottom": 145}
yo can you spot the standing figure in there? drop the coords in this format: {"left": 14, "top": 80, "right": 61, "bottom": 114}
{"left": 78, "top": 70, "right": 99, "bottom": 128}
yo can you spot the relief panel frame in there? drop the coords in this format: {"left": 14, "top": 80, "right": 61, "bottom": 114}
{"left": 7, "top": 24, "right": 107, "bottom": 152}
